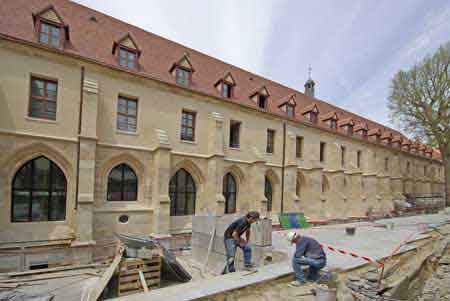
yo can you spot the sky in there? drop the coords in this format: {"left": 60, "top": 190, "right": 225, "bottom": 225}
{"left": 72, "top": 0, "right": 450, "bottom": 130}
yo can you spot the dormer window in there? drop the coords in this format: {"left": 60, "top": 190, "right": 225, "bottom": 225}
{"left": 361, "top": 129, "right": 368, "bottom": 138}
{"left": 39, "top": 21, "right": 62, "bottom": 48}
{"left": 310, "top": 112, "right": 318, "bottom": 124}
{"left": 250, "top": 86, "right": 270, "bottom": 110}
{"left": 215, "top": 72, "right": 236, "bottom": 99}
{"left": 279, "top": 94, "right": 297, "bottom": 118}
{"left": 176, "top": 67, "right": 191, "bottom": 87}
{"left": 33, "top": 6, "right": 68, "bottom": 49}
{"left": 339, "top": 118, "right": 354, "bottom": 135}
{"left": 302, "top": 103, "right": 319, "bottom": 124}
{"left": 355, "top": 122, "right": 368, "bottom": 139}
{"left": 119, "top": 47, "right": 137, "bottom": 70}
{"left": 170, "top": 54, "right": 194, "bottom": 88}
{"left": 258, "top": 94, "right": 267, "bottom": 109}
{"left": 321, "top": 111, "right": 338, "bottom": 130}
{"left": 286, "top": 104, "right": 295, "bottom": 118}
{"left": 113, "top": 33, "right": 141, "bottom": 71}
{"left": 222, "top": 82, "right": 232, "bottom": 98}
{"left": 381, "top": 132, "right": 393, "bottom": 146}
{"left": 330, "top": 119, "right": 337, "bottom": 129}
{"left": 368, "top": 128, "right": 382, "bottom": 142}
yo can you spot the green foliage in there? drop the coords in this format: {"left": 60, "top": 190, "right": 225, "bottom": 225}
{"left": 388, "top": 42, "right": 450, "bottom": 148}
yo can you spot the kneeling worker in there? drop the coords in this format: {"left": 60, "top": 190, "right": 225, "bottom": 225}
{"left": 287, "top": 232, "right": 327, "bottom": 286}
{"left": 222, "top": 211, "right": 260, "bottom": 274}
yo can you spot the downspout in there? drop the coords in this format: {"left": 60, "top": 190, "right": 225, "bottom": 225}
{"left": 75, "top": 66, "right": 85, "bottom": 210}
{"left": 281, "top": 122, "right": 286, "bottom": 214}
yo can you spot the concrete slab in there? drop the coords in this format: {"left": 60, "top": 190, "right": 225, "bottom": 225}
{"left": 113, "top": 214, "right": 445, "bottom": 301}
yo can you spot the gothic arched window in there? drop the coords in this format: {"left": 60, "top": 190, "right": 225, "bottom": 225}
{"left": 223, "top": 173, "right": 237, "bottom": 214}
{"left": 12, "top": 156, "right": 66, "bottom": 222}
{"left": 107, "top": 164, "right": 138, "bottom": 201}
{"left": 169, "top": 169, "right": 196, "bottom": 216}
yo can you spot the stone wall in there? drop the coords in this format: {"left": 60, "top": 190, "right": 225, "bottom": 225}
{"left": 191, "top": 215, "right": 272, "bottom": 275}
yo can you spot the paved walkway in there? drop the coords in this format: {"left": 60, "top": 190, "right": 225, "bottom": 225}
{"left": 112, "top": 213, "right": 449, "bottom": 301}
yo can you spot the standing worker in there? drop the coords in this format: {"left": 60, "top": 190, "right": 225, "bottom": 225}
{"left": 286, "top": 232, "right": 327, "bottom": 286}
{"left": 222, "top": 211, "right": 260, "bottom": 274}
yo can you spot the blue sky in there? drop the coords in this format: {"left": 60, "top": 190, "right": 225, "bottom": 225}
{"left": 73, "top": 0, "right": 450, "bottom": 129}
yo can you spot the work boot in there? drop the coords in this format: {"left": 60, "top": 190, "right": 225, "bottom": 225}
{"left": 288, "top": 280, "right": 306, "bottom": 287}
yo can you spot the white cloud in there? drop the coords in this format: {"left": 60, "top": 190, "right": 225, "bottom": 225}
{"left": 72, "top": 0, "right": 450, "bottom": 130}
{"left": 73, "top": 0, "right": 278, "bottom": 74}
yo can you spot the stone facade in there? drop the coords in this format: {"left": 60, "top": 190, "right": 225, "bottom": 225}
{"left": 0, "top": 34, "right": 445, "bottom": 251}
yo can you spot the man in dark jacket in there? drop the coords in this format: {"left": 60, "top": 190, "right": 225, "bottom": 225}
{"left": 222, "top": 211, "right": 260, "bottom": 274}
{"left": 286, "top": 231, "right": 327, "bottom": 286}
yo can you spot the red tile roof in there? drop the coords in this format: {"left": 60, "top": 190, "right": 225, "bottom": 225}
{"left": 338, "top": 117, "right": 354, "bottom": 127}
{"left": 392, "top": 135, "right": 403, "bottom": 143}
{"left": 301, "top": 103, "right": 319, "bottom": 114}
{"left": 0, "top": 0, "right": 441, "bottom": 160}
{"left": 320, "top": 111, "right": 338, "bottom": 121}
{"left": 381, "top": 131, "right": 393, "bottom": 140}
{"left": 368, "top": 128, "right": 382, "bottom": 136}
{"left": 354, "top": 122, "right": 368, "bottom": 132}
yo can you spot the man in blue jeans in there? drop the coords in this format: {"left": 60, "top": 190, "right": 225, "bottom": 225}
{"left": 222, "top": 211, "right": 260, "bottom": 274}
{"left": 286, "top": 231, "right": 327, "bottom": 286}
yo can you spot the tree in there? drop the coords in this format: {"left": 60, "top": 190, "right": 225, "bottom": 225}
{"left": 388, "top": 42, "right": 450, "bottom": 206}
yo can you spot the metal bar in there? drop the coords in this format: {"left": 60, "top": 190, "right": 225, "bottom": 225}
{"left": 75, "top": 66, "right": 85, "bottom": 210}
{"left": 281, "top": 122, "right": 286, "bottom": 214}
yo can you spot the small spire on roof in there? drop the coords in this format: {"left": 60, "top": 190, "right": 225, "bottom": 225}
{"left": 304, "top": 64, "right": 315, "bottom": 98}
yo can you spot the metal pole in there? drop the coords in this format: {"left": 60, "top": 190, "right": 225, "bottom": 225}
{"left": 75, "top": 66, "right": 85, "bottom": 210}
{"left": 281, "top": 122, "right": 286, "bottom": 214}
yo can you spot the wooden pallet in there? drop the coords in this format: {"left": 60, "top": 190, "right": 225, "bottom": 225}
{"left": 118, "top": 256, "right": 161, "bottom": 296}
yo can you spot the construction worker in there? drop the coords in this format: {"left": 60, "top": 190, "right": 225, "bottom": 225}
{"left": 286, "top": 231, "right": 327, "bottom": 287}
{"left": 222, "top": 211, "right": 260, "bottom": 274}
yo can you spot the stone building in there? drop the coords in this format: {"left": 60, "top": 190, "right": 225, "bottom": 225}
{"left": 0, "top": 0, "right": 444, "bottom": 255}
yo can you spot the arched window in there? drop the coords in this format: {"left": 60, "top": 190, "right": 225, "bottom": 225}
{"left": 223, "top": 173, "right": 237, "bottom": 214}
{"left": 169, "top": 169, "right": 196, "bottom": 216}
{"left": 265, "top": 176, "right": 273, "bottom": 212}
{"left": 107, "top": 164, "right": 138, "bottom": 201}
{"left": 12, "top": 156, "right": 66, "bottom": 222}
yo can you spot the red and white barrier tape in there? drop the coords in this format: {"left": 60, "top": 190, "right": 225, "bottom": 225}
{"left": 319, "top": 243, "right": 384, "bottom": 266}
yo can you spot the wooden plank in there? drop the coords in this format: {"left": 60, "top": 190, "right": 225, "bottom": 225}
{"left": 2, "top": 262, "right": 109, "bottom": 278}
{"left": 85, "top": 246, "right": 123, "bottom": 301}
{"left": 120, "top": 271, "right": 160, "bottom": 282}
{"left": 119, "top": 265, "right": 160, "bottom": 276}
{"left": 138, "top": 270, "right": 149, "bottom": 293}
{"left": 202, "top": 223, "right": 216, "bottom": 275}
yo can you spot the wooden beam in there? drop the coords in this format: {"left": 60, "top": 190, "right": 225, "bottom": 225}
{"left": 85, "top": 246, "right": 123, "bottom": 301}
{"left": 138, "top": 270, "right": 149, "bottom": 292}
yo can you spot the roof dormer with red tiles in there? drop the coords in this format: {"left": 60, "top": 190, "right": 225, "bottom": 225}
{"left": 214, "top": 72, "right": 236, "bottom": 99}
{"left": 418, "top": 144, "right": 426, "bottom": 156}
{"left": 380, "top": 131, "right": 393, "bottom": 146}
{"left": 112, "top": 33, "right": 141, "bottom": 71}
{"left": 278, "top": 94, "right": 297, "bottom": 119}
{"left": 354, "top": 122, "right": 369, "bottom": 139}
{"left": 301, "top": 103, "right": 319, "bottom": 124}
{"left": 392, "top": 135, "right": 403, "bottom": 148}
{"left": 338, "top": 117, "right": 354, "bottom": 136}
{"left": 410, "top": 143, "right": 419, "bottom": 154}
{"left": 321, "top": 111, "right": 339, "bottom": 130}
{"left": 250, "top": 86, "right": 270, "bottom": 110}
{"left": 33, "top": 5, "right": 69, "bottom": 50}
{"left": 170, "top": 53, "right": 194, "bottom": 88}
{"left": 368, "top": 128, "right": 382, "bottom": 143}
{"left": 401, "top": 139, "right": 411, "bottom": 151}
